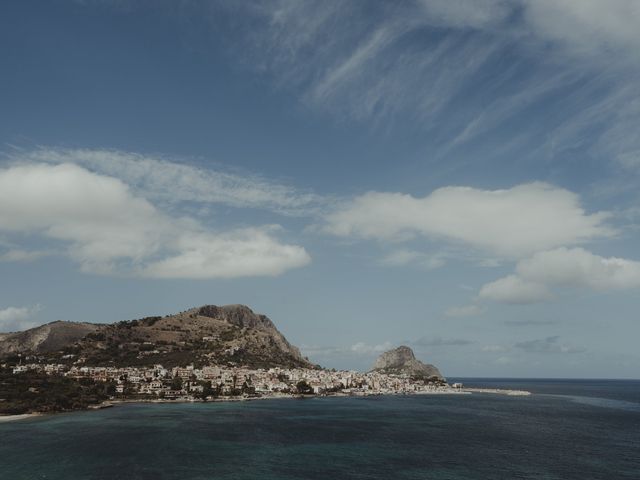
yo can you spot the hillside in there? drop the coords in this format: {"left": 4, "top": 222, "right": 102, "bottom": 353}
{"left": 0, "top": 321, "right": 99, "bottom": 356}
{"left": 0, "top": 305, "right": 313, "bottom": 369}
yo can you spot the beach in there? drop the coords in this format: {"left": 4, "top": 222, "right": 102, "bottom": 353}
{"left": 0, "top": 413, "right": 42, "bottom": 423}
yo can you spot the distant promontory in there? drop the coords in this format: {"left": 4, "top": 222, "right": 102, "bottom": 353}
{"left": 371, "top": 345, "right": 445, "bottom": 381}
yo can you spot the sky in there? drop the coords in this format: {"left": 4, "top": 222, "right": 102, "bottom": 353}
{"left": 1, "top": 0, "right": 639, "bottom": 378}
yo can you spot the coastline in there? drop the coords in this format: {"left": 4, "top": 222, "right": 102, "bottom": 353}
{"left": 1, "top": 388, "right": 533, "bottom": 422}
{"left": 0, "top": 413, "right": 43, "bottom": 423}
{"left": 99, "top": 387, "right": 530, "bottom": 408}
{"left": 462, "top": 388, "right": 532, "bottom": 396}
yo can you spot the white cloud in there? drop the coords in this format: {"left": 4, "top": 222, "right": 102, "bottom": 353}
{"left": 0, "top": 163, "right": 164, "bottom": 267}
{"left": 0, "top": 305, "right": 42, "bottom": 332}
{"left": 481, "top": 345, "right": 509, "bottom": 353}
{"left": 517, "top": 247, "right": 640, "bottom": 290}
{"left": 413, "top": 336, "right": 473, "bottom": 347}
{"left": 300, "top": 341, "right": 393, "bottom": 360}
{"left": 495, "top": 356, "right": 514, "bottom": 365}
{"left": 140, "top": 227, "right": 310, "bottom": 279}
{"left": 0, "top": 249, "right": 50, "bottom": 262}
{"left": 444, "top": 304, "right": 485, "bottom": 318}
{"left": 0, "top": 163, "right": 310, "bottom": 278}
{"left": 379, "top": 249, "right": 446, "bottom": 269}
{"left": 350, "top": 341, "right": 393, "bottom": 355}
{"left": 9, "top": 147, "right": 324, "bottom": 216}
{"left": 417, "top": 0, "right": 511, "bottom": 29}
{"left": 524, "top": 0, "right": 640, "bottom": 60}
{"left": 479, "top": 247, "right": 640, "bottom": 304}
{"left": 322, "top": 183, "right": 612, "bottom": 258}
{"left": 478, "top": 275, "right": 553, "bottom": 304}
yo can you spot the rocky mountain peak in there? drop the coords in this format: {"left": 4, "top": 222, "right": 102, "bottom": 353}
{"left": 372, "top": 345, "right": 445, "bottom": 380}
{"left": 195, "top": 304, "right": 275, "bottom": 330}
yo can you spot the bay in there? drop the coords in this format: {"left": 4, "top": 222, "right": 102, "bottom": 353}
{"left": 1, "top": 379, "right": 639, "bottom": 480}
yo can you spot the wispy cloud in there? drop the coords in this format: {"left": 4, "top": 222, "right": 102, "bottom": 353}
{"left": 444, "top": 305, "right": 485, "bottom": 318}
{"left": 6, "top": 147, "right": 326, "bottom": 217}
{"left": 481, "top": 345, "right": 510, "bottom": 353}
{"left": 0, "top": 305, "right": 42, "bottom": 332}
{"left": 217, "top": 0, "right": 640, "bottom": 166}
{"left": 514, "top": 336, "right": 585, "bottom": 354}
{"left": 300, "top": 341, "right": 394, "bottom": 366}
{"left": 412, "top": 336, "right": 474, "bottom": 347}
{"left": 349, "top": 341, "right": 394, "bottom": 355}
{"left": 379, "top": 249, "right": 447, "bottom": 270}
{"left": 523, "top": 0, "right": 640, "bottom": 61}
{"left": 481, "top": 336, "right": 584, "bottom": 355}
{"left": 504, "top": 319, "right": 558, "bottom": 327}
{"left": 0, "top": 248, "right": 51, "bottom": 262}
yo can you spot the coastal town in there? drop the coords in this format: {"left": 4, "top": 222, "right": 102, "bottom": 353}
{"left": 2, "top": 343, "right": 530, "bottom": 418}
{"left": 7, "top": 362, "right": 457, "bottom": 401}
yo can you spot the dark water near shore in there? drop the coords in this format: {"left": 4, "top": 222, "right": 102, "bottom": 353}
{"left": 1, "top": 379, "right": 639, "bottom": 479}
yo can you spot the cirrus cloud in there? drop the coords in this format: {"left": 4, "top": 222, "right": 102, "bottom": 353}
{"left": 8, "top": 147, "right": 325, "bottom": 216}
{"left": 514, "top": 335, "right": 585, "bottom": 354}
{"left": 444, "top": 304, "right": 485, "bottom": 318}
{"left": 220, "top": 0, "right": 640, "bottom": 169}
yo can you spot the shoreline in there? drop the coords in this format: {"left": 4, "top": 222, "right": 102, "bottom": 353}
{"left": 0, "top": 388, "right": 532, "bottom": 422}
{"left": 0, "top": 413, "right": 44, "bottom": 423}
{"left": 103, "top": 388, "right": 480, "bottom": 406}
{"left": 462, "top": 388, "right": 531, "bottom": 396}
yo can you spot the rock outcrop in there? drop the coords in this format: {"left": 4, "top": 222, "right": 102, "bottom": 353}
{"left": 371, "top": 346, "right": 444, "bottom": 380}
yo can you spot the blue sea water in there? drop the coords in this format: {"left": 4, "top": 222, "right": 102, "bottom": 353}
{"left": 1, "top": 379, "right": 639, "bottom": 480}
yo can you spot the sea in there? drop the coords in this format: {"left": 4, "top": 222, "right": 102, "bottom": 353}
{"left": 1, "top": 379, "right": 639, "bottom": 480}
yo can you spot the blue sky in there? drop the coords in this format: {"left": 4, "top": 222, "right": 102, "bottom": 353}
{"left": 1, "top": 0, "right": 639, "bottom": 377}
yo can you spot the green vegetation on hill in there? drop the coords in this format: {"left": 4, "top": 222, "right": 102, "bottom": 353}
{"left": 0, "top": 368, "right": 114, "bottom": 415}
{"left": 0, "top": 305, "right": 315, "bottom": 370}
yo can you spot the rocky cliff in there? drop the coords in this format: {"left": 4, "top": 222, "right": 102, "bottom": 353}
{"left": 0, "top": 305, "right": 313, "bottom": 369}
{"left": 371, "top": 346, "right": 444, "bottom": 380}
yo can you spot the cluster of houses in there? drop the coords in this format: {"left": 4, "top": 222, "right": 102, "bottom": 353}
{"left": 9, "top": 363, "right": 455, "bottom": 399}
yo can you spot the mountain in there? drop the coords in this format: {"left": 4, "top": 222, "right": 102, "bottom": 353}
{"left": 371, "top": 346, "right": 444, "bottom": 380}
{"left": 0, "top": 305, "right": 313, "bottom": 369}
{"left": 0, "top": 321, "right": 99, "bottom": 356}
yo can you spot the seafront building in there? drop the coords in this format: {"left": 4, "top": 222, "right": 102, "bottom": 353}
{"left": 8, "top": 362, "right": 452, "bottom": 399}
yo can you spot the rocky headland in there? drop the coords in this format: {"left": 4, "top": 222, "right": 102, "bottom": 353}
{"left": 371, "top": 345, "right": 445, "bottom": 381}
